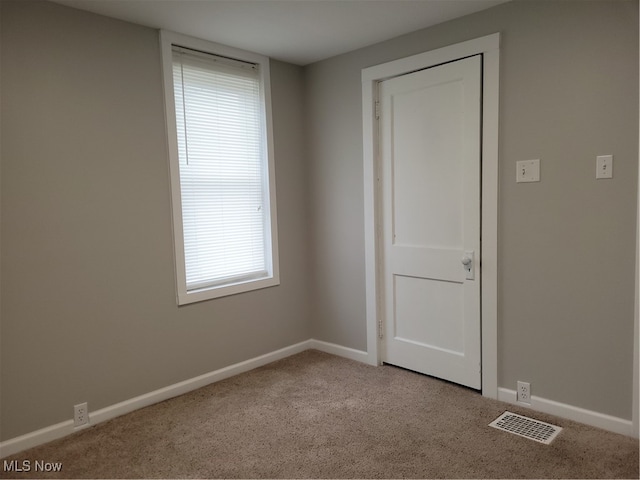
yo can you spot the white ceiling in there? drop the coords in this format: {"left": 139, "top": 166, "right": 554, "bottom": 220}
{"left": 52, "top": 0, "right": 509, "bottom": 65}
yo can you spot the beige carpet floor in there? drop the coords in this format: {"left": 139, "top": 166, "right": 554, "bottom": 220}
{"left": 1, "top": 350, "right": 638, "bottom": 479}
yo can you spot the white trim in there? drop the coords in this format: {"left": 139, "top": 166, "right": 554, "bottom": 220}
{"left": 1, "top": 338, "right": 633, "bottom": 458}
{"left": 309, "top": 339, "right": 369, "bottom": 363}
{"left": 0, "top": 339, "right": 368, "bottom": 458}
{"left": 362, "top": 77, "right": 380, "bottom": 367}
{"left": 361, "top": 33, "right": 500, "bottom": 397}
{"left": 159, "top": 30, "right": 280, "bottom": 306}
{"left": 0, "top": 420, "right": 74, "bottom": 461}
{"left": 0, "top": 340, "right": 312, "bottom": 458}
{"left": 498, "top": 388, "right": 634, "bottom": 438}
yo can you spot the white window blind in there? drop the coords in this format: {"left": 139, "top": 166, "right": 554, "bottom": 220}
{"left": 171, "top": 46, "right": 271, "bottom": 292}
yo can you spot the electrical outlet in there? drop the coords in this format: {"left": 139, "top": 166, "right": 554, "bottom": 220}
{"left": 517, "top": 381, "right": 531, "bottom": 404}
{"left": 74, "top": 402, "right": 89, "bottom": 427}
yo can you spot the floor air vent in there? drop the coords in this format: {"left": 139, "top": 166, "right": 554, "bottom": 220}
{"left": 489, "top": 411, "right": 562, "bottom": 445}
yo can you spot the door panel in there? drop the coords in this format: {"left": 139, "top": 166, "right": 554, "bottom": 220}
{"left": 380, "top": 55, "right": 482, "bottom": 389}
{"left": 391, "top": 80, "right": 464, "bottom": 249}
{"left": 394, "top": 276, "right": 464, "bottom": 354}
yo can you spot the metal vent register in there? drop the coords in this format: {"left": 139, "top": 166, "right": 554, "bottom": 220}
{"left": 489, "top": 411, "right": 562, "bottom": 444}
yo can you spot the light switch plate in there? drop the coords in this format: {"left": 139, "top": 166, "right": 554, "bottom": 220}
{"left": 516, "top": 159, "right": 540, "bottom": 183}
{"left": 596, "top": 155, "right": 613, "bottom": 179}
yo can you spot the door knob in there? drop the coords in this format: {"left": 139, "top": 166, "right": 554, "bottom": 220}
{"left": 461, "top": 251, "right": 474, "bottom": 280}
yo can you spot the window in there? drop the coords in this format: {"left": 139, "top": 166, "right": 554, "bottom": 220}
{"left": 160, "top": 31, "right": 279, "bottom": 305}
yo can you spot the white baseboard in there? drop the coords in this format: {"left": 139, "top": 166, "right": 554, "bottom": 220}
{"left": 309, "top": 339, "right": 369, "bottom": 363}
{"left": 0, "top": 340, "right": 314, "bottom": 458}
{"left": 0, "top": 419, "right": 75, "bottom": 460}
{"left": 498, "top": 387, "right": 635, "bottom": 437}
{"left": 7, "top": 343, "right": 632, "bottom": 458}
{"left": 0, "top": 339, "right": 370, "bottom": 458}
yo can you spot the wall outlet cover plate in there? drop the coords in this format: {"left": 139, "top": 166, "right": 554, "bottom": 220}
{"left": 596, "top": 155, "right": 613, "bottom": 179}
{"left": 516, "top": 159, "right": 540, "bottom": 183}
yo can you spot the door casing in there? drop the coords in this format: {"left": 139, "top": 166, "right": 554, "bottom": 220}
{"left": 361, "top": 33, "right": 500, "bottom": 399}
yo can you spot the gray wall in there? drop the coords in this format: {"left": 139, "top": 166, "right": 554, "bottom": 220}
{"left": 306, "top": 0, "right": 638, "bottom": 419}
{"left": 1, "top": 0, "right": 638, "bottom": 442}
{"left": 0, "top": 0, "right": 310, "bottom": 440}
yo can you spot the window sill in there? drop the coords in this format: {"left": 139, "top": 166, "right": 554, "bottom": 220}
{"left": 177, "top": 275, "right": 280, "bottom": 305}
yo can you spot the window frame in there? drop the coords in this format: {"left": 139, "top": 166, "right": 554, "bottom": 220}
{"left": 160, "top": 30, "right": 279, "bottom": 305}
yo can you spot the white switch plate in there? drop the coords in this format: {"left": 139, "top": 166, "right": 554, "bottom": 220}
{"left": 516, "top": 159, "right": 540, "bottom": 183}
{"left": 596, "top": 155, "right": 613, "bottom": 179}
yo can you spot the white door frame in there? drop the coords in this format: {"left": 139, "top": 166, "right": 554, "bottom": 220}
{"left": 362, "top": 33, "right": 500, "bottom": 399}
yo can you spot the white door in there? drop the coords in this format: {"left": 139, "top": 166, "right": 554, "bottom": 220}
{"left": 379, "top": 55, "right": 482, "bottom": 389}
